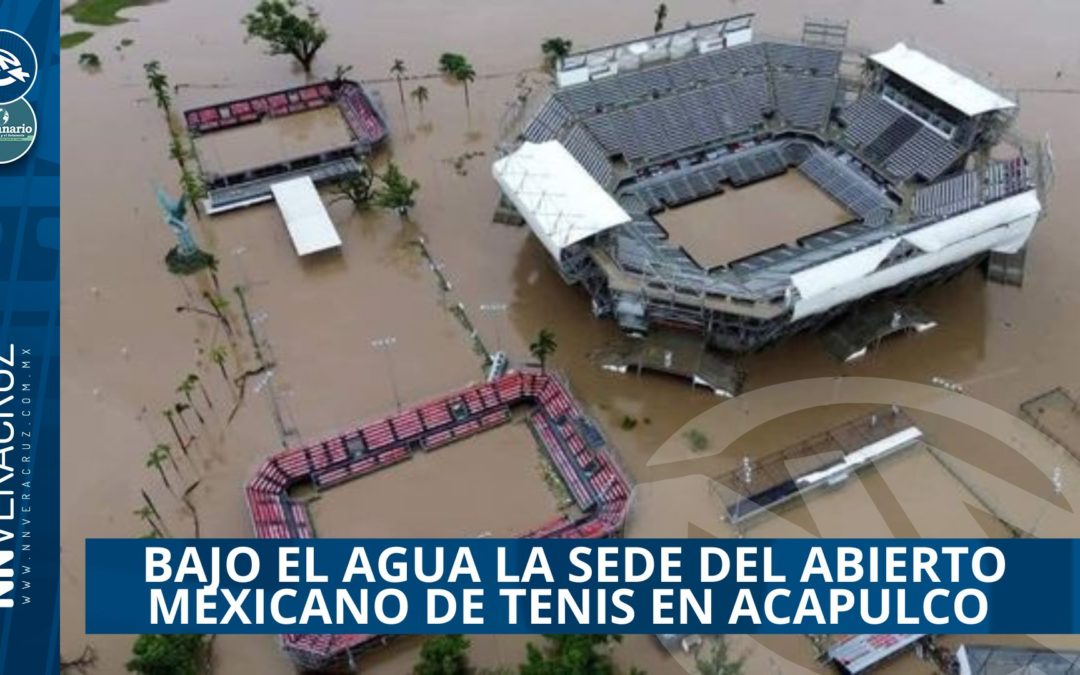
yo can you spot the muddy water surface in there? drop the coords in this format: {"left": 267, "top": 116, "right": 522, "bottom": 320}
{"left": 61, "top": 0, "right": 1080, "bottom": 672}
{"left": 656, "top": 170, "right": 852, "bottom": 267}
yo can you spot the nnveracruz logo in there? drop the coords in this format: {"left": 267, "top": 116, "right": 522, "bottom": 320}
{"left": 0, "top": 29, "right": 35, "bottom": 104}
{"left": 0, "top": 98, "right": 35, "bottom": 164}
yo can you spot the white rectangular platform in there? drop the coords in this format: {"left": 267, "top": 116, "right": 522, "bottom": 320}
{"left": 270, "top": 176, "right": 342, "bottom": 256}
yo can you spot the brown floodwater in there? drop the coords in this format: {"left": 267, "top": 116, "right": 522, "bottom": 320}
{"left": 655, "top": 170, "right": 852, "bottom": 268}
{"left": 195, "top": 106, "right": 355, "bottom": 175}
{"left": 308, "top": 420, "right": 561, "bottom": 539}
{"left": 60, "top": 0, "right": 1080, "bottom": 672}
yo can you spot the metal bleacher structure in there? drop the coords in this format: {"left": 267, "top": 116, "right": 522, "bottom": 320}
{"left": 183, "top": 79, "right": 389, "bottom": 214}
{"left": 501, "top": 14, "right": 1053, "bottom": 352}
{"left": 245, "top": 370, "right": 631, "bottom": 671}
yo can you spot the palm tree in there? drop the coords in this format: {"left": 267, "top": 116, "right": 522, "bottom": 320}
{"left": 140, "top": 489, "right": 170, "bottom": 537}
{"left": 176, "top": 376, "right": 205, "bottom": 425}
{"left": 174, "top": 402, "right": 195, "bottom": 434}
{"left": 162, "top": 408, "right": 186, "bottom": 453}
{"left": 134, "top": 505, "right": 164, "bottom": 538}
{"left": 147, "top": 445, "right": 174, "bottom": 494}
{"left": 410, "top": 85, "right": 430, "bottom": 115}
{"left": 332, "top": 63, "right": 354, "bottom": 87}
{"left": 143, "top": 60, "right": 172, "bottom": 115}
{"left": 189, "top": 372, "right": 213, "bottom": 410}
{"left": 529, "top": 328, "right": 558, "bottom": 373}
{"left": 541, "top": 37, "right": 573, "bottom": 69}
{"left": 156, "top": 442, "right": 180, "bottom": 473}
{"left": 390, "top": 58, "right": 407, "bottom": 105}
{"left": 439, "top": 53, "right": 476, "bottom": 110}
{"left": 202, "top": 291, "right": 233, "bottom": 336}
{"left": 455, "top": 61, "right": 476, "bottom": 110}
{"left": 209, "top": 345, "right": 234, "bottom": 396}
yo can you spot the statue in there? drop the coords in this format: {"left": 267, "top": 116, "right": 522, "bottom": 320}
{"left": 156, "top": 186, "right": 198, "bottom": 256}
{"left": 157, "top": 185, "right": 214, "bottom": 275}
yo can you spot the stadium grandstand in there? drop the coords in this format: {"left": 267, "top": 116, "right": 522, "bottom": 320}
{"left": 494, "top": 15, "right": 1053, "bottom": 352}
{"left": 184, "top": 79, "right": 388, "bottom": 214}
{"left": 245, "top": 370, "right": 631, "bottom": 670}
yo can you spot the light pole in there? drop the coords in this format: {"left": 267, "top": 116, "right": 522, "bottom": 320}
{"left": 479, "top": 303, "right": 508, "bottom": 353}
{"left": 253, "top": 369, "right": 297, "bottom": 447}
{"left": 372, "top": 337, "right": 401, "bottom": 412}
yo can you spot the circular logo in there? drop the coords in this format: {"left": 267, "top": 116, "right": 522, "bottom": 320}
{"left": 0, "top": 98, "right": 36, "bottom": 164}
{"left": 0, "top": 30, "right": 36, "bottom": 104}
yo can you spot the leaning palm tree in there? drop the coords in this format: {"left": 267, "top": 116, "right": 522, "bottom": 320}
{"left": 143, "top": 60, "right": 172, "bottom": 115}
{"left": 209, "top": 345, "right": 233, "bottom": 395}
{"left": 155, "top": 442, "right": 180, "bottom": 474}
{"left": 410, "top": 85, "right": 430, "bottom": 115}
{"left": 162, "top": 408, "right": 187, "bottom": 453}
{"left": 173, "top": 402, "right": 195, "bottom": 434}
{"left": 134, "top": 505, "right": 164, "bottom": 538}
{"left": 455, "top": 61, "right": 476, "bottom": 110}
{"left": 146, "top": 445, "right": 174, "bottom": 494}
{"left": 529, "top": 328, "right": 558, "bottom": 373}
{"left": 390, "top": 58, "right": 407, "bottom": 105}
{"left": 332, "top": 63, "right": 354, "bottom": 87}
{"left": 189, "top": 372, "right": 213, "bottom": 410}
{"left": 176, "top": 376, "right": 205, "bottom": 425}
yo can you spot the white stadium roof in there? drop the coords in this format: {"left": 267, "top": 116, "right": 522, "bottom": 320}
{"left": 870, "top": 43, "right": 1016, "bottom": 117}
{"left": 492, "top": 141, "right": 630, "bottom": 260}
{"left": 270, "top": 176, "right": 342, "bottom": 256}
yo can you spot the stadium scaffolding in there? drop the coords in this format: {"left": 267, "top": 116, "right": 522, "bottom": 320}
{"left": 184, "top": 79, "right": 389, "bottom": 214}
{"left": 245, "top": 370, "right": 632, "bottom": 670}
{"left": 712, "top": 406, "right": 921, "bottom": 527}
{"left": 497, "top": 15, "right": 1053, "bottom": 353}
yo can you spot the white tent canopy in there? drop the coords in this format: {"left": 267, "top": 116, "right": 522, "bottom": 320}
{"left": 493, "top": 141, "right": 630, "bottom": 260}
{"left": 870, "top": 43, "right": 1015, "bottom": 117}
{"left": 270, "top": 176, "right": 342, "bottom": 256}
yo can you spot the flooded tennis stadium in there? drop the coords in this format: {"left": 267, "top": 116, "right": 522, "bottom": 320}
{"left": 60, "top": 0, "right": 1080, "bottom": 672}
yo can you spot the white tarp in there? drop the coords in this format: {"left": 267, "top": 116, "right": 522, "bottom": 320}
{"left": 870, "top": 43, "right": 1015, "bottom": 117}
{"left": 270, "top": 176, "right": 342, "bottom": 256}
{"left": 493, "top": 141, "right": 630, "bottom": 260}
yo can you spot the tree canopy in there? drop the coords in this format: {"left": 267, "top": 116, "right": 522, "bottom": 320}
{"left": 330, "top": 161, "right": 375, "bottom": 210}
{"left": 243, "top": 0, "right": 328, "bottom": 73}
{"left": 541, "top": 37, "right": 573, "bottom": 69}
{"left": 695, "top": 639, "right": 745, "bottom": 675}
{"left": 439, "top": 52, "right": 469, "bottom": 74}
{"left": 529, "top": 328, "right": 557, "bottom": 372}
{"left": 374, "top": 162, "right": 420, "bottom": 216}
{"left": 438, "top": 52, "right": 476, "bottom": 108}
{"left": 126, "top": 634, "right": 207, "bottom": 675}
{"left": 520, "top": 635, "right": 625, "bottom": 675}
{"left": 414, "top": 635, "right": 472, "bottom": 675}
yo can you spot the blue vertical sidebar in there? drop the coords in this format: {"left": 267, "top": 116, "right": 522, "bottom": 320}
{"left": 0, "top": 1, "right": 59, "bottom": 674}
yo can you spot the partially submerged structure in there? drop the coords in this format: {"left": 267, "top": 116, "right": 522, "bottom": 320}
{"left": 269, "top": 176, "right": 342, "bottom": 256}
{"left": 821, "top": 300, "right": 936, "bottom": 362}
{"left": 955, "top": 644, "right": 1080, "bottom": 674}
{"left": 246, "top": 371, "right": 630, "bottom": 670}
{"left": 494, "top": 15, "right": 1052, "bottom": 352}
{"left": 713, "top": 406, "right": 921, "bottom": 526}
{"left": 590, "top": 333, "right": 744, "bottom": 396}
{"left": 185, "top": 79, "right": 388, "bottom": 214}
{"left": 1020, "top": 386, "right": 1080, "bottom": 462}
{"left": 827, "top": 634, "right": 928, "bottom": 674}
